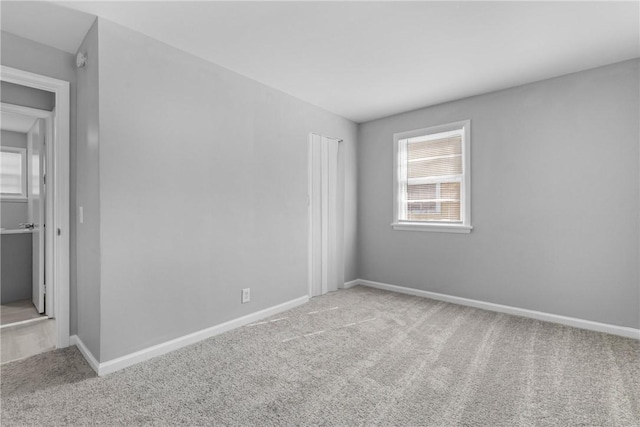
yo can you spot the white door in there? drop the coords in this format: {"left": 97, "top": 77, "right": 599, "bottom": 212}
{"left": 309, "top": 134, "right": 342, "bottom": 297}
{"left": 28, "top": 118, "right": 46, "bottom": 313}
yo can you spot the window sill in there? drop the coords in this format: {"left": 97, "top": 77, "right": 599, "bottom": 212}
{"left": 391, "top": 222, "right": 473, "bottom": 234}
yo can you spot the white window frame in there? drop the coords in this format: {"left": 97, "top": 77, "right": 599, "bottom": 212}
{"left": 392, "top": 120, "right": 472, "bottom": 233}
{"left": 0, "top": 146, "right": 28, "bottom": 201}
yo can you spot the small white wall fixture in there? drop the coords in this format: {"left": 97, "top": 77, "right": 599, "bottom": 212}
{"left": 0, "top": 66, "right": 71, "bottom": 349}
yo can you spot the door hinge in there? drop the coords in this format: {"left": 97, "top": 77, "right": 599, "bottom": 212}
{"left": 57, "top": 228, "right": 61, "bottom": 236}
{"left": 43, "top": 174, "right": 46, "bottom": 184}
{"left": 43, "top": 284, "right": 46, "bottom": 295}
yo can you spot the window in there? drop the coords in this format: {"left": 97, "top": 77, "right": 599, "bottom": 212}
{"left": 0, "top": 147, "right": 27, "bottom": 200}
{"left": 392, "top": 120, "right": 471, "bottom": 233}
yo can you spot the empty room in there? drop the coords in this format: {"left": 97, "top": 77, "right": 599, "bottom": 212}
{"left": 0, "top": 1, "right": 638, "bottom": 425}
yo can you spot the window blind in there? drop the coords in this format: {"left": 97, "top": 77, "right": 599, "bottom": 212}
{"left": 0, "top": 150, "right": 25, "bottom": 196}
{"left": 401, "top": 129, "right": 463, "bottom": 222}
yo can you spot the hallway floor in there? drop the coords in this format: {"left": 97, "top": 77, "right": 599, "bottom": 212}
{"left": 1, "top": 298, "right": 54, "bottom": 364}
{"left": 1, "top": 319, "right": 56, "bottom": 364}
{"left": 0, "top": 300, "right": 46, "bottom": 326}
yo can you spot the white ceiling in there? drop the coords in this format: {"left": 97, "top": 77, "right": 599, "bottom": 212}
{"left": 1, "top": 111, "right": 37, "bottom": 133}
{"left": 3, "top": 1, "right": 639, "bottom": 123}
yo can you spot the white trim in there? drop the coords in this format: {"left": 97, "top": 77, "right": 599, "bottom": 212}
{"left": 407, "top": 175, "right": 462, "bottom": 185}
{"left": 393, "top": 120, "right": 471, "bottom": 233}
{"left": 350, "top": 279, "right": 640, "bottom": 340}
{"left": 0, "top": 103, "right": 51, "bottom": 119}
{"left": 340, "top": 279, "right": 360, "bottom": 289}
{"left": 74, "top": 296, "right": 309, "bottom": 376}
{"left": 44, "top": 112, "right": 55, "bottom": 318}
{"left": 321, "top": 139, "right": 329, "bottom": 295}
{"left": 307, "top": 134, "right": 313, "bottom": 297}
{"left": 1, "top": 66, "right": 71, "bottom": 349}
{"left": 70, "top": 335, "right": 100, "bottom": 374}
{"left": 391, "top": 222, "right": 473, "bottom": 233}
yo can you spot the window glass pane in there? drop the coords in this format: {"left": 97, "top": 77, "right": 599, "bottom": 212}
{"left": 407, "top": 183, "right": 437, "bottom": 200}
{"left": 408, "top": 183, "right": 439, "bottom": 214}
{"left": 0, "top": 151, "right": 24, "bottom": 195}
{"left": 408, "top": 201, "right": 461, "bottom": 221}
{"left": 407, "top": 182, "right": 461, "bottom": 222}
{"left": 408, "top": 201, "right": 438, "bottom": 215}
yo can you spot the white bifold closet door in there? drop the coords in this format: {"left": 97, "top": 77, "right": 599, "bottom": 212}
{"left": 309, "top": 134, "right": 344, "bottom": 297}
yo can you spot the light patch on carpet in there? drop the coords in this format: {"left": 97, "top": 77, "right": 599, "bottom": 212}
{"left": 246, "top": 321, "right": 269, "bottom": 327}
{"left": 308, "top": 306, "right": 339, "bottom": 315}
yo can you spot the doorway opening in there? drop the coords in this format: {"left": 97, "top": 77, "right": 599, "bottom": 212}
{"left": 308, "top": 133, "right": 345, "bottom": 297}
{"left": 0, "top": 66, "right": 70, "bottom": 363}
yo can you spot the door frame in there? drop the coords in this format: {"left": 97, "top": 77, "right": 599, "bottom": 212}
{"left": 1, "top": 66, "right": 70, "bottom": 349}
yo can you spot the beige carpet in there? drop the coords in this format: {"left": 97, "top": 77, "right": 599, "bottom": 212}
{"left": 1, "top": 286, "right": 639, "bottom": 426}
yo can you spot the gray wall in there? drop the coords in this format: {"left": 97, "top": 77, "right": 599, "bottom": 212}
{"left": 0, "top": 203, "right": 28, "bottom": 230}
{"left": 1, "top": 234, "right": 32, "bottom": 304}
{"left": 358, "top": 59, "right": 640, "bottom": 329}
{"left": 0, "top": 129, "right": 27, "bottom": 148}
{"left": 1, "top": 130, "right": 28, "bottom": 229}
{"left": 75, "top": 20, "right": 101, "bottom": 358}
{"left": 1, "top": 81, "right": 55, "bottom": 111}
{"left": 95, "top": 19, "right": 358, "bottom": 361}
{"left": 0, "top": 31, "right": 80, "bottom": 334}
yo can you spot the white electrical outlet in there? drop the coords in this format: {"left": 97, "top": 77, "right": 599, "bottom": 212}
{"left": 241, "top": 288, "right": 250, "bottom": 304}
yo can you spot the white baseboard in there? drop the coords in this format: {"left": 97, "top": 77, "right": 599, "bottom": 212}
{"left": 72, "top": 280, "right": 637, "bottom": 375}
{"left": 73, "top": 295, "right": 309, "bottom": 376}
{"left": 340, "top": 279, "right": 360, "bottom": 289}
{"left": 351, "top": 279, "right": 640, "bottom": 340}
{"left": 70, "top": 334, "right": 100, "bottom": 373}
